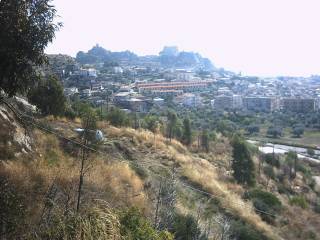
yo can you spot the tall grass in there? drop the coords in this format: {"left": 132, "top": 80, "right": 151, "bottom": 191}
{"left": 103, "top": 125, "right": 280, "bottom": 240}
{"left": 29, "top": 201, "right": 121, "bottom": 240}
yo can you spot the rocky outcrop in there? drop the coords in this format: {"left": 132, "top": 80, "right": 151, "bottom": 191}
{"left": 0, "top": 98, "right": 34, "bottom": 159}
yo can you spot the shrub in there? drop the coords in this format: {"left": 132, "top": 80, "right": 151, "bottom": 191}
{"left": 267, "top": 126, "right": 282, "bottom": 138}
{"left": 230, "top": 220, "right": 268, "bottom": 240}
{"left": 277, "top": 184, "right": 294, "bottom": 195}
{"left": 119, "top": 207, "right": 173, "bottom": 240}
{"left": 289, "top": 196, "right": 308, "bottom": 209}
{"left": 106, "top": 107, "right": 130, "bottom": 127}
{"left": 172, "top": 213, "right": 207, "bottom": 240}
{"left": 263, "top": 153, "right": 280, "bottom": 168}
{"left": 246, "top": 124, "right": 260, "bottom": 135}
{"left": 64, "top": 107, "right": 77, "bottom": 120}
{"left": 245, "top": 189, "right": 282, "bottom": 223}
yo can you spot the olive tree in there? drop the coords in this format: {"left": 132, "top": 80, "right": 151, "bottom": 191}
{"left": 0, "top": 0, "right": 61, "bottom": 97}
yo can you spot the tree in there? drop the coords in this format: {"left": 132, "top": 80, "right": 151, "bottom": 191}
{"left": 231, "top": 136, "right": 256, "bottom": 186}
{"left": 263, "top": 165, "right": 275, "bottom": 187}
{"left": 246, "top": 125, "right": 260, "bottom": 135}
{"left": 201, "top": 130, "right": 210, "bottom": 152}
{"left": 28, "top": 76, "right": 66, "bottom": 116}
{"left": 292, "top": 124, "right": 304, "bottom": 138}
{"left": 267, "top": 126, "right": 282, "bottom": 138}
{"left": 285, "top": 151, "right": 298, "bottom": 179}
{"left": 0, "top": 0, "right": 60, "bottom": 97}
{"left": 106, "top": 107, "right": 130, "bottom": 127}
{"left": 167, "top": 110, "right": 178, "bottom": 141}
{"left": 173, "top": 214, "right": 206, "bottom": 240}
{"left": 182, "top": 118, "right": 192, "bottom": 146}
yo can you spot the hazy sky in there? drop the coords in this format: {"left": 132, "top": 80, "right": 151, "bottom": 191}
{"left": 46, "top": 0, "right": 320, "bottom": 77}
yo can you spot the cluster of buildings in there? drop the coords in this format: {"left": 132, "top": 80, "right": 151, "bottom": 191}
{"left": 136, "top": 80, "right": 214, "bottom": 97}
{"left": 212, "top": 94, "right": 316, "bottom": 113}
{"left": 57, "top": 52, "right": 320, "bottom": 115}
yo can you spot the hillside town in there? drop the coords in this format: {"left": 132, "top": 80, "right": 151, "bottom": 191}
{"left": 56, "top": 45, "right": 320, "bottom": 114}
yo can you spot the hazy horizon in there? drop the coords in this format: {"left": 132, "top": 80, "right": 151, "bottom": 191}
{"left": 46, "top": 0, "right": 320, "bottom": 77}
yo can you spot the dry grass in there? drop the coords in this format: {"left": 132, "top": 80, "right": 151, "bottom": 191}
{"left": 29, "top": 200, "right": 121, "bottom": 240}
{"left": 44, "top": 115, "right": 81, "bottom": 124}
{"left": 1, "top": 129, "right": 151, "bottom": 232}
{"left": 87, "top": 161, "right": 150, "bottom": 213}
{"left": 2, "top": 117, "right": 283, "bottom": 239}
{"left": 104, "top": 125, "right": 187, "bottom": 154}
{"left": 101, "top": 125, "right": 278, "bottom": 238}
{"left": 102, "top": 125, "right": 281, "bottom": 240}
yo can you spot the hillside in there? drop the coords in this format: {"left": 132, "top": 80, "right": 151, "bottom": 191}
{"left": 1, "top": 101, "right": 320, "bottom": 239}
{"left": 76, "top": 45, "right": 215, "bottom": 71}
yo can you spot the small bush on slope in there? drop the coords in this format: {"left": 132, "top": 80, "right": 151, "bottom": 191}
{"left": 172, "top": 213, "right": 207, "bottom": 240}
{"left": 231, "top": 220, "right": 269, "bottom": 240}
{"left": 289, "top": 196, "right": 308, "bottom": 209}
{"left": 245, "top": 189, "right": 282, "bottom": 224}
{"left": 119, "top": 207, "right": 173, "bottom": 240}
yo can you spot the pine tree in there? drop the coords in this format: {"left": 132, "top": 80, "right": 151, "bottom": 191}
{"left": 182, "top": 118, "right": 192, "bottom": 146}
{"left": 231, "top": 136, "right": 256, "bottom": 186}
{"left": 201, "top": 130, "right": 209, "bottom": 152}
{"left": 167, "top": 110, "right": 178, "bottom": 141}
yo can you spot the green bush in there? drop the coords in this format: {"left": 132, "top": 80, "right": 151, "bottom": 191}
{"left": 231, "top": 220, "right": 268, "bottom": 240}
{"left": 245, "top": 189, "right": 282, "bottom": 223}
{"left": 289, "top": 196, "right": 308, "bottom": 209}
{"left": 106, "top": 107, "right": 130, "bottom": 127}
{"left": 277, "top": 184, "right": 294, "bottom": 195}
{"left": 119, "top": 207, "right": 173, "bottom": 240}
{"left": 172, "top": 213, "right": 207, "bottom": 240}
{"left": 263, "top": 153, "right": 280, "bottom": 168}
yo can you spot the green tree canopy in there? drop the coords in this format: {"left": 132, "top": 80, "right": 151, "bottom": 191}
{"left": 28, "top": 76, "right": 66, "bottom": 116}
{"left": 0, "top": 0, "right": 60, "bottom": 96}
{"left": 106, "top": 107, "right": 130, "bottom": 127}
{"left": 167, "top": 110, "right": 178, "bottom": 141}
{"left": 182, "top": 118, "right": 192, "bottom": 146}
{"left": 231, "top": 135, "right": 256, "bottom": 186}
{"left": 201, "top": 130, "right": 209, "bottom": 152}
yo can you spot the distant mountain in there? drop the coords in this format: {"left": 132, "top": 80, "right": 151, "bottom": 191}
{"left": 75, "top": 45, "right": 216, "bottom": 71}
{"left": 76, "top": 44, "right": 138, "bottom": 65}
{"left": 159, "top": 47, "right": 215, "bottom": 71}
